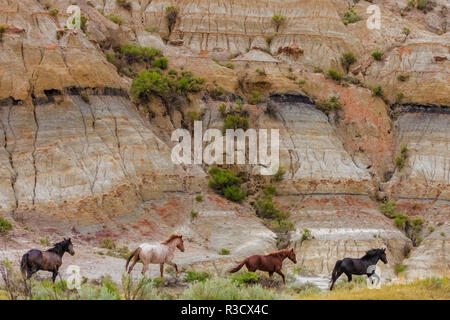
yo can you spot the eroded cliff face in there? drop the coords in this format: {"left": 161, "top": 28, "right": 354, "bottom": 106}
{"left": 0, "top": 0, "right": 449, "bottom": 280}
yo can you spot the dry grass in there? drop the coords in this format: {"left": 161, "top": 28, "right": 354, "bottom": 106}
{"left": 299, "top": 277, "right": 450, "bottom": 300}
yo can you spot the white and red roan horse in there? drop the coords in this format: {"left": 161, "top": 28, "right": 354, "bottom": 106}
{"left": 125, "top": 234, "right": 185, "bottom": 278}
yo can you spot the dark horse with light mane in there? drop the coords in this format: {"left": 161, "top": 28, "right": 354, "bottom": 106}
{"left": 228, "top": 248, "right": 297, "bottom": 284}
{"left": 21, "top": 238, "right": 75, "bottom": 282}
{"left": 330, "top": 248, "right": 387, "bottom": 290}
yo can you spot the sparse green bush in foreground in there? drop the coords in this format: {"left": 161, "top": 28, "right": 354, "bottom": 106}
{"left": 183, "top": 270, "right": 210, "bottom": 283}
{"left": 231, "top": 271, "right": 260, "bottom": 285}
{"left": 180, "top": 277, "right": 283, "bottom": 300}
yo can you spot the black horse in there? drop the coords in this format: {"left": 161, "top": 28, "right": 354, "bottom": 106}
{"left": 330, "top": 248, "right": 387, "bottom": 290}
{"left": 21, "top": 238, "right": 75, "bottom": 282}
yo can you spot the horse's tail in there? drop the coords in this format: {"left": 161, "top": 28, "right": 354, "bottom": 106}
{"left": 228, "top": 258, "right": 248, "bottom": 273}
{"left": 20, "top": 253, "right": 28, "bottom": 278}
{"left": 331, "top": 259, "right": 342, "bottom": 281}
{"left": 125, "top": 247, "right": 141, "bottom": 272}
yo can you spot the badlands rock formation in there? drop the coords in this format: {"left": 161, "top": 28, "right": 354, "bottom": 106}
{"left": 0, "top": 0, "right": 448, "bottom": 281}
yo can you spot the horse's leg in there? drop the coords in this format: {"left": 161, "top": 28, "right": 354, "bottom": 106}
{"left": 141, "top": 263, "right": 149, "bottom": 276}
{"left": 275, "top": 270, "right": 285, "bottom": 284}
{"left": 52, "top": 270, "right": 58, "bottom": 283}
{"left": 330, "top": 269, "right": 344, "bottom": 291}
{"left": 269, "top": 271, "right": 274, "bottom": 277}
{"left": 168, "top": 262, "right": 179, "bottom": 277}
{"left": 346, "top": 273, "right": 352, "bottom": 282}
{"left": 159, "top": 263, "right": 164, "bottom": 278}
{"left": 128, "top": 254, "right": 139, "bottom": 273}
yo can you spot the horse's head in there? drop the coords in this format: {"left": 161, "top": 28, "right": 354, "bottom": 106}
{"left": 288, "top": 248, "right": 297, "bottom": 264}
{"left": 379, "top": 248, "right": 387, "bottom": 264}
{"left": 64, "top": 238, "right": 75, "bottom": 256}
{"left": 176, "top": 235, "right": 185, "bottom": 252}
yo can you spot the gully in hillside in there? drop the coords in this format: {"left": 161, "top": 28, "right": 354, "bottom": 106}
{"left": 228, "top": 248, "right": 297, "bottom": 284}
{"left": 126, "top": 233, "right": 185, "bottom": 278}
{"left": 21, "top": 238, "right": 75, "bottom": 282}
{"left": 329, "top": 247, "right": 388, "bottom": 290}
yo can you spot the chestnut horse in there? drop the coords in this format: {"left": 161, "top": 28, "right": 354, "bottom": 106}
{"left": 228, "top": 248, "right": 297, "bottom": 284}
{"left": 20, "top": 238, "right": 75, "bottom": 282}
{"left": 126, "top": 233, "right": 185, "bottom": 278}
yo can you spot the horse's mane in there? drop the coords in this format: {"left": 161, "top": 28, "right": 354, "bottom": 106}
{"left": 361, "top": 248, "right": 382, "bottom": 260}
{"left": 161, "top": 233, "right": 182, "bottom": 244}
{"left": 267, "top": 248, "right": 291, "bottom": 258}
{"left": 47, "top": 240, "right": 67, "bottom": 253}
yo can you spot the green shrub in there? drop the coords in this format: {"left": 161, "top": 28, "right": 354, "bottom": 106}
{"left": 183, "top": 270, "right": 210, "bottom": 283}
{"left": 40, "top": 236, "right": 50, "bottom": 246}
{"left": 168, "top": 69, "right": 178, "bottom": 76}
{"left": 80, "top": 15, "right": 88, "bottom": 32}
{"left": 108, "top": 14, "right": 123, "bottom": 25}
{"left": 49, "top": 8, "right": 59, "bottom": 17}
{"left": 269, "top": 219, "right": 294, "bottom": 233}
{"left": 0, "top": 26, "right": 5, "bottom": 41}
{"left": 288, "top": 282, "right": 321, "bottom": 297}
{"left": 256, "top": 68, "right": 267, "bottom": 76}
{"left": 0, "top": 216, "right": 13, "bottom": 234}
{"left": 190, "top": 210, "right": 198, "bottom": 219}
{"left": 186, "top": 111, "right": 200, "bottom": 122}
{"left": 301, "top": 228, "right": 313, "bottom": 242}
{"left": 223, "top": 114, "right": 249, "bottom": 131}
{"left": 415, "top": 0, "right": 435, "bottom": 12}
{"left": 100, "top": 238, "right": 116, "bottom": 250}
{"left": 223, "top": 185, "right": 246, "bottom": 202}
{"left": 116, "top": 0, "right": 132, "bottom": 10}
{"left": 165, "top": 6, "right": 179, "bottom": 33}
{"left": 131, "top": 69, "right": 170, "bottom": 102}
{"left": 440, "top": 232, "right": 445, "bottom": 237}
{"left": 219, "top": 248, "right": 230, "bottom": 255}
{"left": 208, "top": 167, "right": 245, "bottom": 202}
{"left": 218, "top": 104, "right": 227, "bottom": 117}
{"left": 402, "top": 27, "right": 411, "bottom": 36}
{"left": 395, "top": 156, "right": 405, "bottom": 169}
{"left": 231, "top": 271, "right": 260, "bottom": 285}
{"left": 121, "top": 274, "right": 161, "bottom": 300}
{"left": 342, "top": 9, "right": 361, "bottom": 25}
{"left": 394, "top": 214, "right": 409, "bottom": 229}
{"left": 315, "top": 96, "right": 342, "bottom": 115}
{"left": 398, "top": 74, "right": 410, "bottom": 82}
{"left": 395, "top": 145, "right": 408, "bottom": 169}
{"left": 173, "top": 71, "right": 205, "bottom": 95}
{"left": 395, "top": 264, "right": 407, "bottom": 275}
{"left": 273, "top": 166, "right": 285, "bottom": 181}
{"left": 210, "top": 85, "right": 225, "bottom": 99}
{"left": 313, "top": 66, "right": 323, "bottom": 73}
{"left": 271, "top": 14, "right": 286, "bottom": 32}
{"left": 180, "top": 277, "right": 282, "bottom": 300}
{"left": 371, "top": 86, "right": 384, "bottom": 97}
{"left": 341, "top": 52, "right": 357, "bottom": 72}
{"left": 428, "top": 226, "right": 434, "bottom": 232}
{"left": 379, "top": 201, "right": 398, "bottom": 218}
{"left": 371, "top": 51, "right": 384, "bottom": 61}
{"left": 120, "top": 43, "right": 160, "bottom": 64}
{"left": 327, "top": 69, "right": 344, "bottom": 82}
{"left": 152, "top": 57, "right": 169, "bottom": 70}
{"left": 401, "top": 145, "right": 408, "bottom": 155}
{"left": 247, "top": 90, "right": 261, "bottom": 105}
{"left": 223, "top": 62, "right": 234, "bottom": 69}
{"left": 396, "top": 92, "right": 404, "bottom": 102}
{"left": 145, "top": 26, "right": 159, "bottom": 33}
{"left": 195, "top": 195, "right": 203, "bottom": 202}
